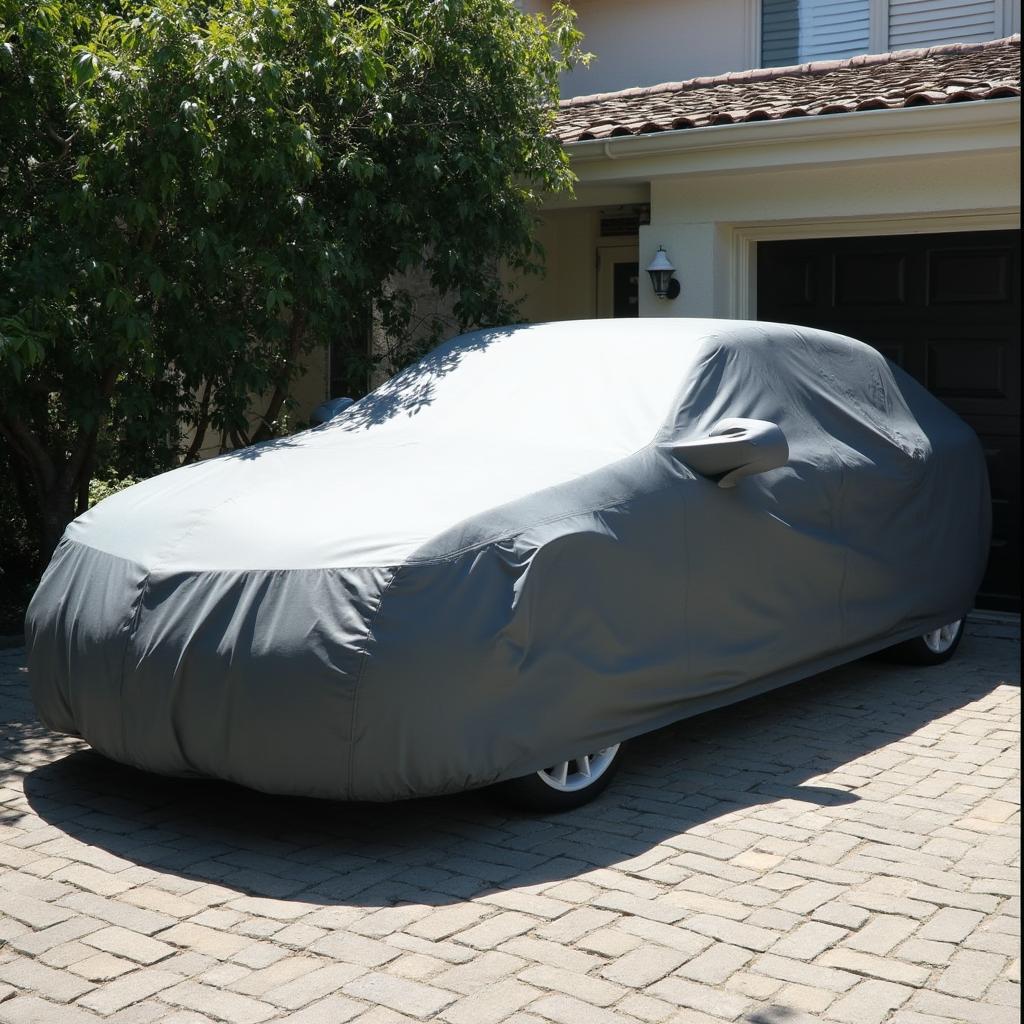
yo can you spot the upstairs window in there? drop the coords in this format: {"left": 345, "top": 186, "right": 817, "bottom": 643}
{"left": 762, "top": 0, "right": 871, "bottom": 67}
{"left": 761, "top": 0, "right": 1004, "bottom": 68}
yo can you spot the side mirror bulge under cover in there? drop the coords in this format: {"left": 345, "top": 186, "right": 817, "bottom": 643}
{"left": 671, "top": 417, "right": 789, "bottom": 488}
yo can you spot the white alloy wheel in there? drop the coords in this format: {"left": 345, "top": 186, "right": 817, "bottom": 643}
{"left": 922, "top": 620, "right": 963, "bottom": 654}
{"left": 536, "top": 744, "right": 620, "bottom": 793}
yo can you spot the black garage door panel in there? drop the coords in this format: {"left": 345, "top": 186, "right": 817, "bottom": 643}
{"left": 758, "top": 230, "right": 1020, "bottom": 611}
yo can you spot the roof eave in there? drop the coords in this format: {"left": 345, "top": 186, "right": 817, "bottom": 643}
{"left": 561, "top": 97, "right": 1021, "bottom": 185}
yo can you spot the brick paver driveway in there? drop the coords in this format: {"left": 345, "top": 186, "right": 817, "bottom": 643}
{"left": 1, "top": 619, "right": 1019, "bottom": 1024}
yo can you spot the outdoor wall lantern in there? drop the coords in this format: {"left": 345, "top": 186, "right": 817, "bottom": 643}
{"left": 647, "top": 246, "right": 680, "bottom": 300}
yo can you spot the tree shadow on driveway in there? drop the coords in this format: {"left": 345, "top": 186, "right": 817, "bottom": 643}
{"left": 18, "top": 630, "right": 1016, "bottom": 911}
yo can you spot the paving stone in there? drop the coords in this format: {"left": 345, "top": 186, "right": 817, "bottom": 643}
{"left": 527, "top": 993, "right": 643, "bottom": 1024}
{"left": 888, "top": 1013, "right": 956, "bottom": 1024}
{"left": 751, "top": 954, "right": 859, "bottom": 992}
{"left": 264, "top": 963, "right": 366, "bottom": 1009}
{"left": 386, "top": 932, "right": 477, "bottom": 966}
{"left": 614, "top": 918, "right": 712, "bottom": 957}
{"left": 648, "top": 975, "right": 751, "bottom": 1019}
{"left": 281, "top": 995, "right": 365, "bottom": 1023}
{"left": 725, "top": 971, "right": 783, "bottom": 1000}
{"left": 440, "top": 979, "right": 543, "bottom": 1024}
{"left": 775, "top": 981, "right": 837, "bottom": 1013}
{"left": 917, "top": 907, "right": 985, "bottom": 942}
{"left": 104, "top": 1001, "right": 172, "bottom": 1023}
{"left": 404, "top": 904, "right": 493, "bottom": 941}
{"left": 826, "top": 979, "right": 914, "bottom": 1024}
{"left": 897, "top": 938, "right": 956, "bottom": 965}
{"left": 159, "top": 981, "right": 276, "bottom": 1023}
{"left": 452, "top": 912, "right": 536, "bottom": 949}
{"left": 0, "top": 956, "right": 95, "bottom": 1002}
{"left": 934, "top": 949, "right": 1006, "bottom": 998}
{"left": 0, "top": 995, "right": 99, "bottom": 1024}
{"left": 82, "top": 925, "right": 176, "bottom": 965}
{"left": 78, "top": 969, "right": 185, "bottom": 1014}
{"left": 842, "top": 915, "right": 918, "bottom": 954}
{"left": 769, "top": 921, "right": 846, "bottom": 960}
{"left": 519, "top": 965, "right": 626, "bottom": 1007}
{"left": 54, "top": 864, "right": 132, "bottom": 896}
{"left": 57, "top": 893, "right": 175, "bottom": 936}
{"left": 599, "top": 945, "right": 688, "bottom": 987}
{"left": 591, "top": 891, "right": 688, "bottom": 924}
{"left": 343, "top": 972, "right": 457, "bottom": 1019}
{"left": 670, "top": 915, "right": 779, "bottom": 952}
{"left": 811, "top": 902, "right": 871, "bottom": 929}
{"left": 230, "top": 943, "right": 289, "bottom": 970}
{"left": 67, "top": 953, "right": 138, "bottom": 981}
{"left": 157, "top": 923, "right": 252, "bottom": 960}
{"left": 431, "top": 951, "right": 526, "bottom": 994}
{"left": 8, "top": 915, "right": 103, "bottom": 956}
{"left": 198, "top": 962, "right": 251, "bottom": 988}
{"left": 229, "top": 954, "right": 323, "bottom": 996}
{"left": 910, "top": 990, "right": 1022, "bottom": 1024}
{"left": 676, "top": 944, "right": 755, "bottom": 986}
{"left": 817, "top": 948, "right": 930, "bottom": 986}
{"left": 385, "top": 951, "right": 445, "bottom": 980}
{"left": 272, "top": 922, "right": 327, "bottom": 947}
{"left": 775, "top": 882, "right": 845, "bottom": 914}
{"left": 309, "top": 930, "right": 403, "bottom": 966}
{"left": 37, "top": 939, "right": 93, "bottom": 969}
{"left": 613, "top": 991, "right": 676, "bottom": 1022}
{"left": 0, "top": 894, "right": 74, "bottom": 930}
{"left": 575, "top": 927, "right": 642, "bottom": 957}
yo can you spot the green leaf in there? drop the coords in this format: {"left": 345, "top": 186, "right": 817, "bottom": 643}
{"left": 71, "top": 48, "right": 99, "bottom": 86}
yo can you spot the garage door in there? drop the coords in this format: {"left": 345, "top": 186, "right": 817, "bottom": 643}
{"left": 757, "top": 230, "right": 1020, "bottom": 611}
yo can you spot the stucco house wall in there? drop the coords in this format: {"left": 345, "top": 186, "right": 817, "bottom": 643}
{"left": 526, "top": 0, "right": 755, "bottom": 97}
{"left": 524, "top": 0, "right": 1021, "bottom": 98}
{"left": 545, "top": 101, "right": 1019, "bottom": 321}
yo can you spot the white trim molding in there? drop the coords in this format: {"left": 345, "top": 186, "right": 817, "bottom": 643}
{"left": 869, "top": 0, "right": 890, "bottom": 53}
{"left": 746, "top": 0, "right": 761, "bottom": 70}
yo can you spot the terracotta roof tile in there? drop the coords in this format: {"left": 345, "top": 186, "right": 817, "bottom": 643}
{"left": 555, "top": 36, "right": 1020, "bottom": 144}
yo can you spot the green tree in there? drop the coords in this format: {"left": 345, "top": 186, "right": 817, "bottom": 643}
{"left": 0, "top": 0, "right": 582, "bottom": 566}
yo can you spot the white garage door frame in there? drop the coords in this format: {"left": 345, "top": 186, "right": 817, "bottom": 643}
{"left": 729, "top": 208, "right": 1021, "bottom": 320}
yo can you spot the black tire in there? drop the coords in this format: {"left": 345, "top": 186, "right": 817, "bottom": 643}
{"left": 886, "top": 618, "right": 966, "bottom": 666}
{"left": 494, "top": 744, "right": 624, "bottom": 812}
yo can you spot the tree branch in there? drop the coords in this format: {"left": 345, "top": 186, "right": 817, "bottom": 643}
{"left": 63, "top": 364, "right": 118, "bottom": 497}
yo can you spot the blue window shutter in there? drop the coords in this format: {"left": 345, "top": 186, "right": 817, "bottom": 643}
{"left": 762, "top": 0, "right": 872, "bottom": 67}
{"left": 888, "top": 0, "right": 998, "bottom": 49}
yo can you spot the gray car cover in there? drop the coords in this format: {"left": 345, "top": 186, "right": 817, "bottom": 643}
{"left": 26, "top": 319, "right": 990, "bottom": 800}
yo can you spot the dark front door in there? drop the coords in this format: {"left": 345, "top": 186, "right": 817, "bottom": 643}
{"left": 757, "top": 230, "right": 1020, "bottom": 610}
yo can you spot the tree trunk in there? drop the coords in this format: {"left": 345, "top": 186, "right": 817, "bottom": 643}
{"left": 36, "top": 479, "right": 79, "bottom": 562}
{"left": 1, "top": 414, "right": 102, "bottom": 566}
{"left": 251, "top": 307, "right": 308, "bottom": 444}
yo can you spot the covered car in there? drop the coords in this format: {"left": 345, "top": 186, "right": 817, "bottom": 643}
{"left": 26, "top": 319, "right": 990, "bottom": 805}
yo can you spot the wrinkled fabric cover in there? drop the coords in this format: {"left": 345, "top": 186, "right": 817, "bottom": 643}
{"left": 27, "top": 320, "right": 990, "bottom": 800}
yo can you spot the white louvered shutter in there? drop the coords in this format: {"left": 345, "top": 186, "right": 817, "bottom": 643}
{"left": 888, "top": 0, "right": 999, "bottom": 50}
{"left": 762, "top": 0, "right": 871, "bottom": 67}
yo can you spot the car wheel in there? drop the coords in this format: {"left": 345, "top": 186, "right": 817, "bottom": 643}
{"left": 887, "top": 619, "right": 965, "bottom": 666}
{"left": 495, "top": 744, "right": 623, "bottom": 812}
